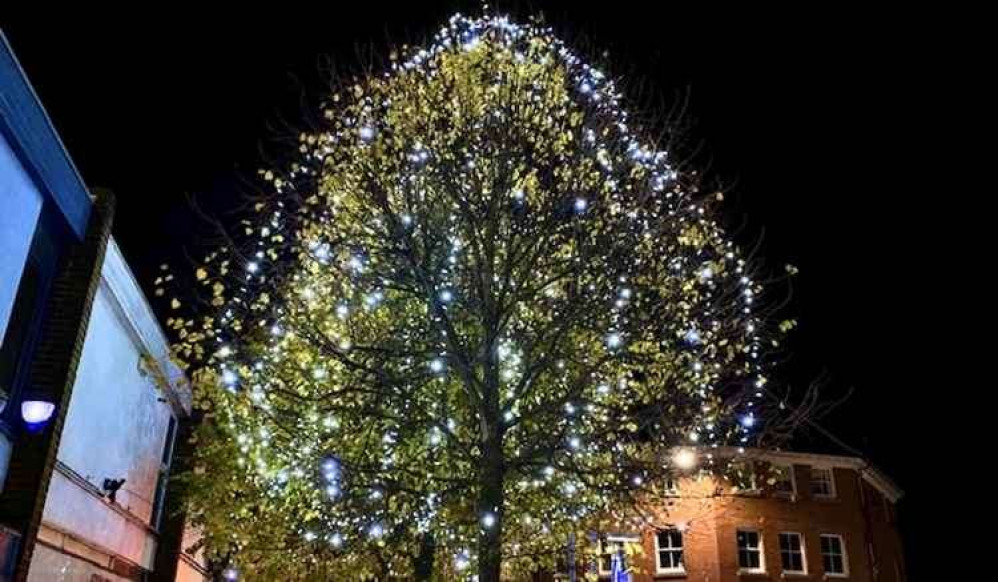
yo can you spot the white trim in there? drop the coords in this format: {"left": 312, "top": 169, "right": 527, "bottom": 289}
{"left": 653, "top": 528, "right": 686, "bottom": 576}
{"left": 708, "top": 447, "right": 903, "bottom": 502}
{"left": 770, "top": 462, "right": 797, "bottom": 499}
{"left": 809, "top": 466, "right": 837, "bottom": 499}
{"left": 98, "top": 238, "right": 191, "bottom": 417}
{"left": 597, "top": 537, "right": 638, "bottom": 576}
{"left": 778, "top": 531, "right": 808, "bottom": 575}
{"left": 819, "top": 533, "right": 849, "bottom": 578}
{"left": 736, "top": 528, "right": 766, "bottom": 574}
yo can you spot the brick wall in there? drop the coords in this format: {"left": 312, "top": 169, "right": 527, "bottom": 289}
{"left": 544, "top": 461, "right": 904, "bottom": 581}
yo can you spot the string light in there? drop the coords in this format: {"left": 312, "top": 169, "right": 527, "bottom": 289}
{"left": 169, "top": 12, "right": 777, "bottom": 578}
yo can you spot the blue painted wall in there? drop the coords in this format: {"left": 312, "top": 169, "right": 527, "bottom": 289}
{"left": 0, "top": 136, "right": 42, "bottom": 343}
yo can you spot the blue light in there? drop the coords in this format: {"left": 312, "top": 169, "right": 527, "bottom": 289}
{"left": 21, "top": 400, "right": 55, "bottom": 432}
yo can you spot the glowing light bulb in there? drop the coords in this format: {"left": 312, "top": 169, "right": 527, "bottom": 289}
{"left": 672, "top": 448, "right": 697, "bottom": 470}
{"left": 481, "top": 512, "right": 496, "bottom": 528}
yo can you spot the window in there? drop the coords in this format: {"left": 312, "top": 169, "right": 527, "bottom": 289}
{"left": 598, "top": 536, "right": 639, "bottom": 576}
{"left": 151, "top": 415, "right": 178, "bottom": 529}
{"left": 769, "top": 464, "right": 795, "bottom": 496}
{"left": 735, "top": 529, "right": 766, "bottom": 572}
{"left": 737, "top": 530, "right": 764, "bottom": 572}
{"left": 729, "top": 461, "right": 758, "bottom": 493}
{"left": 665, "top": 476, "right": 679, "bottom": 495}
{"left": 820, "top": 534, "right": 848, "bottom": 576}
{"left": 778, "top": 532, "right": 806, "bottom": 574}
{"left": 810, "top": 467, "right": 836, "bottom": 498}
{"left": 655, "top": 529, "right": 685, "bottom": 574}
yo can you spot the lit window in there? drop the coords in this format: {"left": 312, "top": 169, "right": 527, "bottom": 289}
{"left": 820, "top": 534, "right": 848, "bottom": 576}
{"left": 598, "top": 536, "right": 639, "bottom": 576}
{"left": 769, "top": 464, "right": 795, "bottom": 496}
{"left": 737, "top": 530, "right": 765, "bottom": 573}
{"left": 810, "top": 467, "right": 836, "bottom": 498}
{"left": 655, "top": 529, "right": 685, "bottom": 574}
{"left": 778, "top": 532, "right": 806, "bottom": 574}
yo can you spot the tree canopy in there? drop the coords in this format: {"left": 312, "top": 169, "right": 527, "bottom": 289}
{"left": 168, "top": 13, "right": 774, "bottom": 581}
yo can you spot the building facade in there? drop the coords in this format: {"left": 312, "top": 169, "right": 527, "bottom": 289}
{"left": 1, "top": 32, "right": 208, "bottom": 582}
{"left": 552, "top": 449, "right": 904, "bottom": 582}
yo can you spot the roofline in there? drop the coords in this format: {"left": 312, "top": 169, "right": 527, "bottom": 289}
{"left": 0, "top": 29, "right": 92, "bottom": 239}
{"left": 99, "top": 235, "right": 191, "bottom": 417}
{"left": 703, "top": 446, "right": 904, "bottom": 503}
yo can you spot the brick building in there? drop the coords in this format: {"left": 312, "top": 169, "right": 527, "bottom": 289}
{"left": 554, "top": 448, "right": 904, "bottom": 582}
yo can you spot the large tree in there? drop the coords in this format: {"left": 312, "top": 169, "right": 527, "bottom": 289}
{"left": 168, "top": 13, "right": 773, "bottom": 581}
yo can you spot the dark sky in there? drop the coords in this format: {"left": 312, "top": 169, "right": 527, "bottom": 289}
{"left": 3, "top": 2, "right": 941, "bottom": 576}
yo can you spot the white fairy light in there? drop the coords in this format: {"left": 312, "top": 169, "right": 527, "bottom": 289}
{"left": 481, "top": 512, "right": 496, "bottom": 528}
{"left": 672, "top": 448, "right": 697, "bottom": 470}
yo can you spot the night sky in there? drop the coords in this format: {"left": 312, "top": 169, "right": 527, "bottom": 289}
{"left": 3, "top": 3, "right": 939, "bottom": 576}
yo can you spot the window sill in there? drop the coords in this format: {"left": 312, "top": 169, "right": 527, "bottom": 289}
{"left": 781, "top": 572, "right": 810, "bottom": 578}
{"left": 737, "top": 569, "right": 769, "bottom": 577}
{"left": 653, "top": 571, "right": 688, "bottom": 579}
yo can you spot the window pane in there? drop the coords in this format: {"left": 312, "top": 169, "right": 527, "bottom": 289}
{"left": 831, "top": 555, "right": 844, "bottom": 573}
{"left": 771, "top": 465, "right": 794, "bottom": 493}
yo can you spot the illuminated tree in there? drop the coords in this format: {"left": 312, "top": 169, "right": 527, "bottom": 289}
{"left": 169, "top": 13, "right": 773, "bottom": 581}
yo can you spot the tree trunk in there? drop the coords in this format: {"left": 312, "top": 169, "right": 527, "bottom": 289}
{"left": 477, "top": 425, "right": 504, "bottom": 581}
{"left": 477, "top": 355, "right": 504, "bottom": 582}
{"left": 414, "top": 532, "right": 436, "bottom": 581}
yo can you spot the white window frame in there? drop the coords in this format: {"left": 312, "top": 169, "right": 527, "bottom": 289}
{"left": 810, "top": 466, "right": 836, "bottom": 499}
{"left": 736, "top": 529, "right": 766, "bottom": 574}
{"left": 654, "top": 528, "right": 686, "bottom": 576}
{"left": 597, "top": 534, "right": 640, "bottom": 577}
{"left": 819, "top": 533, "right": 849, "bottom": 578}
{"left": 777, "top": 531, "right": 807, "bottom": 575}
{"left": 769, "top": 463, "right": 797, "bottom": 498}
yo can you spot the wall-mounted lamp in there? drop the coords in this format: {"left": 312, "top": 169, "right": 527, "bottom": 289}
{"left": 21, "top": 400, "right": 56, "bottom": 432}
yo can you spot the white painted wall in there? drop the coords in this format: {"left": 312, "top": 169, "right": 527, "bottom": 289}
{"left": 30, "top": 239, "right": 190, "bottom": 575}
